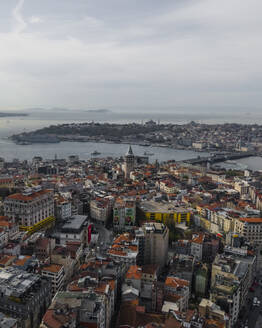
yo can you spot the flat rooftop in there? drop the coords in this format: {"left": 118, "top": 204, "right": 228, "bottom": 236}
{"left": 0, "top": 267, "right": 41, "bottom": 298}
{"left": 143, "top": 222, "right": 167, "bottom": 234}
{"left": 61, "top": 215, "right": 88, "bottom": 232}
{"left": 0, "top": 312, "right": 17, "bottom": 328}
{"left": 139, "top": 200, "right": 190, "bottom": 213}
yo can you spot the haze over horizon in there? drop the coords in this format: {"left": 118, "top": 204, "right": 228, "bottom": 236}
{"left": 0, "top": 0, "right": 262, "bottom": 114}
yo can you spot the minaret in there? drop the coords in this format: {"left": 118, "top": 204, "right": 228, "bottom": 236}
{"left": 124, "top": 145, "right": 135, "bottom": 179}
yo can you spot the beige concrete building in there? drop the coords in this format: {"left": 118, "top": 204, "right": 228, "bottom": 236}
{"left": 142, "top": 222, "right": 169, "bottom": 269}
{"left": 210, "top": 252, "right": 252, "bottom": 327}
{"left": 234, "top": 180, "right": 249, "bottom": 195}
{"left": 234, "top": 217, "right": 262, "bottom": 245}
{"left": 4, "top": 186, "right": 54, "bottom": 227}
{"left": 41, "top": 264, "right": 65, "bottom": 296}
{"left": 90, "top": 198, "right": 111, "bottom": 225}
{"left": 199, "top": 299, "right": 228, "bottom": 327}
{"left": 164, "top": 276, "right": 190, "bottom": 311}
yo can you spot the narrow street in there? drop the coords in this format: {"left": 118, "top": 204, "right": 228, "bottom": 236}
{"left": 243, "top": 247, "right": 262, "bottom": 328}
{"left": 93, "top": 223, "right": 114, "bottom": 249}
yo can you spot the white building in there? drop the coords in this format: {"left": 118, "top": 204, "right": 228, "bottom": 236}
{"left": 4, "top": 186, "right": 54, "bottom": 227}
{"left": 41, "top": 264, "right": 65, "bottom": 296}
{"left": 0, "top": 230, "right": 8, "bottom": 249}
{"left": 108, "top": 233, "right": 138, "bottom": 265}
{"left": 55, "top": 199, "right": 71, "bottom": 220}
{"left": 164, "top": 276, "right": 190, "bottom": 311}
{"left": 59, "top": 215, "right": 88, "bottom": 245}
{"left": 191, "top": 233, "right": 204, "bottom": 260}
{"left": 90, "top": 199, "right": 111, "bottom": 225}
{"left": 234, "top": 217, "right": 262, "bottom": 245}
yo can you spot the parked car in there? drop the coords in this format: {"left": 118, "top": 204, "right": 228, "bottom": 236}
{"left": 253, "top": 297, "right": 260, "bottom": 306}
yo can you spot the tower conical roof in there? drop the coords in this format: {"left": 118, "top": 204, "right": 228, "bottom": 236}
{"left": 126, "top": 145, "right": 134, "bottom": 156}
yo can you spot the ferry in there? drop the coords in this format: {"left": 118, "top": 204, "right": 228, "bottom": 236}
{"left": 144, "top": 151, "right": 154, "bottom": 156}
{"left": 91, "top": 151, "right": 101, "bottom": 156}
{"left": 16, "top": 141, "right": 32, "bottom": 145}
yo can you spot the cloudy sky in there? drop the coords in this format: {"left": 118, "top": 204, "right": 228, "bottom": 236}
{"left": 0, "top": 0, "right": 261, "bottom": 113}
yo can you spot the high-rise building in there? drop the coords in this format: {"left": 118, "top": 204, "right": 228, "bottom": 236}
{"left": 123, "top": 145, "right": 135, "bottom": 179}
{"left": 136, "top": 222, "right": 169, "bottom": 268}
{"left": 210, "top": 251, "right": 254, "bottom": 327}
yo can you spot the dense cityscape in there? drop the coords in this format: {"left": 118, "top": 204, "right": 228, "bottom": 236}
{"left": 0, "top": 141, "right": 261, "bottom": 327}
{"left": 1, "top": 0, "right": 262, "bottom": 327}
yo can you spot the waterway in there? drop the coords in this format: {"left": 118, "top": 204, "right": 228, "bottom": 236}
{"left": 0, "top": 111, "right": 261, "bottom": 170}
{"left": 0, "top": 138, "right": 208, "bottom": 163}
{"left": 0, "top": 111, "right": 208, "bottom": 162}
{"left": 217, "top": 156, "right": 262, "bottom": 172}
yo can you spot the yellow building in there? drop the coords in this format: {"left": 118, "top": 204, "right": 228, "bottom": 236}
{"left": 139, "top": 200, "right": 192, "bottom": 226}
{"left": 200, "top": 217, "right": 211, "bottom": 231}
{"left": 0, "top": 177, "right": 14, "bottom": 189}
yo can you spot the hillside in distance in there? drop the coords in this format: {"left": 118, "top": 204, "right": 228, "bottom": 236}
{"left": 11, "top": 121, "right": 162, "bottom": 140}
{"left": 0, "top": 112, "right": 28, "bottom": 117}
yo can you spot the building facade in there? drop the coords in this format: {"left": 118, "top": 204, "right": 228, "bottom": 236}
{"left": 0, "top": 267, "right": 52, "bottom": 328}
{"left": 4, "top": 186, "right": 54, "bottom": 228}
{"left": 141, "top": 222, "right": 169, "bottom": 269}
{"left": 113, "top": 199, "right": 136, "bottom": 231}
{"left": 41, "top": 264, "right": 65, "bottom": 296}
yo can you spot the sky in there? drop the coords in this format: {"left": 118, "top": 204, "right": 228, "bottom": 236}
{"left": 0, "top": 0, "right": 262, "bottom": 114}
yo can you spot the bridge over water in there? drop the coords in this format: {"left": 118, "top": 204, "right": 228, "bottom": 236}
{"left": 180, "top": 151, "right": 257, "bottom": 166}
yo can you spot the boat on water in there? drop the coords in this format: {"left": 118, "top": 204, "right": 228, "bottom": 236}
{"left": 91, "top": 151, "right": 101, "bottom": 156}
{"left": 144, "top": 151, "right": 154, "bottom": 156}
{"left": 139, "top": 143, "right": 151, "bottom": 147}
{"left": 16, "top": 141, "right": 32, "bottom": 145}
{"left": 151, "top": 144, "right": 169, "bottom": 148}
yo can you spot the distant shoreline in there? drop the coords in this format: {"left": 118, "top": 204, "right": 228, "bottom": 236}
{"left": 0, "top": 112, "right": 28, "bottom": 117}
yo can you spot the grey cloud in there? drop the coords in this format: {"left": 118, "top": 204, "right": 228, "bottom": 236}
{"left": 0, "top": 0, "right": 261, "bottom": 112}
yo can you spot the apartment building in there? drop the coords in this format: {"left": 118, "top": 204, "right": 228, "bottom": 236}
{"left": 113, "top": 198, "right": 136, "bottom": 231}
{"left": 234, "top": 180, "right": 249, "bottom": 195}
{"left": 0, "top": 312, "right": 17, "bottom": 328}
{"left": 41, "top": 264, "right": 65, "bottom": 296}
{"left": 141, "top": 222, "right": 169, "bottom": 269}
{"left": 0, "top": 229, "right": 8, "bottom": 249}
{"left": 164, "top": 276, "right": 190, "bottom": 311}
{"left": 4, "top": 186, "right": 54, "bottom": 228}
{"left": 54, "top": 197, "right": 71, "bottom": 220}
{"left": 0, "top": 267, "right": 51, "bottom": 328}
{"left": 159, "top": 180, "right": 177, "bottom": 193}
{"left": 234, "top": 217, "right": 262, "bottom": 245}
{"left": 51, "top": 246, "right": 74, "bottom": 282}
{"left": 59, "top": 215, "right": 88, "bottom": 245}
{"left": 41, "top": 290, "right": 107, "bottom": 328}
{"left": 210, "top": 252, "right": 252, "bottom": 327}
{"left": 108, "top": 233, "right": 138, "bottom": 265}
{"left": 168, "top": 254, "right": 195, "bottom": 286}
{"left": 199, "top": 299, "right": 228, "bottom": 328}
{"left": 191, "top": 233, "right": 219, "bottom": 262}
{"left": 90, "top": 198, "right": 111, "bottom": 225}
